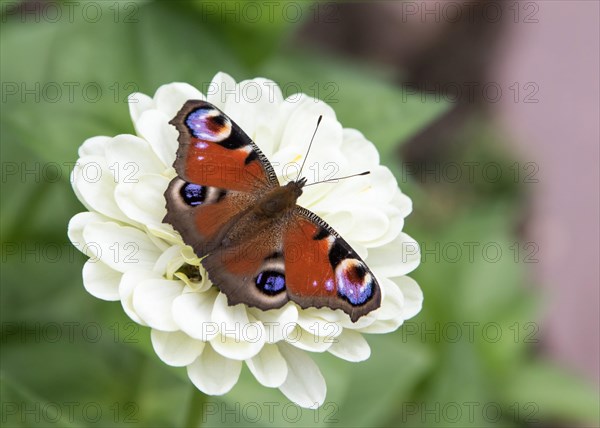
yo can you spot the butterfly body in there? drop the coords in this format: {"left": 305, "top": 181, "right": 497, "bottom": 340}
{"left": 255, "top": 179, "right": 305, "bottom": 218}
{"left": 164, "top": 100, "right": 381, "bottom": 322}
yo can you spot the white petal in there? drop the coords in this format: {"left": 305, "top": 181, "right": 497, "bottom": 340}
{"left": 147, "top": 221, "right": 184, "bottom": 247}
{"left": 341, "top": 207, "right": 390, "bottom": 243}
{"left": 392, "top": 189, "right": 413, "bottom": 218}
{"left": 135, "top": 110, "right": 178, "bottom": 167}
{"left": 358, "top": 166, "right": 398, "bottom": 205}
{"left": 187, "top": 344, "right": 242, "bottom": 395}
{"left": 206, "top": 72, "right": 237, "bottom": 110}
{"left": 296, "top": 312, "right": 343, "bottom": 339}
{"left": 132, "top": 278, "right": 184, "bottom": 331}
{"left": 105, "top": 134, "right": 165, "bottom": 178}
{"left": 328, "top": 329, "right": 371, "bottom": 362}
{"left": 245, "top": 344, "right": 288, "bottom": 388}
{"left": 372, "top": 277, "right": 405, "bottom": 320}
{"left": 115, "top": 174, "right": 170, "bottom": 227}
{"left": 71, "top": 156, "right": 132, "bottom": 224}
{"left": 280, "top": 104, "right": 342, "bottom": 167}
{"left": 210, "top": 333, "right": 265, "bottom": 361}
{"left": 119, "top": 270, "right": 157, "bottom": 325}
{"left": 82, "top": 221, "right": 162, "bottom": 272}
{"left": 68, "top": 212, "right": 111, "bottom": 257}
{"left": 211, "top": 292, "right": 252, "bottom": 331}
{"left": 363, "top": 203, "right": 405, "bottom": 248}
{"left": 314, "top": 166, "right": 396, "bottom": 210}
{"left": 81, "top": 259, "right": 121, "bottom": 301}
{"left": 338, "top": 312, "right": 378, "bottom": 330}
{"left": 249, "top": 79, "right": 285, "bottom": 155}
{"left": 151, "top": 329, "right": 205, "bottom": 367}
{"left": 78, "top": 136, "right": 110, "bottom": 157}
{"left": 340, "top": 128, "right": 380, "bottom": 168}
{"left": 172, "top": 289, "right": 219, "bottom": 341}
{"left": 284, "top": 326, "right": 332, "bottom": 352}
{"left": 128, "top": 92, "right": 154, "bottom": 123}
{"left": 393, "top": 275, "right": 423, "bottom": 320}
{"left": 154, "top": 82, "right": 205, "bottom": 119}
{"left": 220, "top": 78, "right": 284, "bottom": 144}
{"left": 319, "top": 210, "right": 353, "bottom": 237}
{"left": 210, "top": 293, "right": 265, "bottom": 360}
{"left": 368, "top": 232, "right": 420, "bottom": 278}
{"left": 249, "top": 304, "right": 298, "bottom": 343}
{"left": 278, "top": 343, "right": 326, "bottom": 409}
{"left": 357, "top": 317, "right": 405, "bottom": 334}
{"left": 152, "top": 245, "right": 185, "bottom": 278}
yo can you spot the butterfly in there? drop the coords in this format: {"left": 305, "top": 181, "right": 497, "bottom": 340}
{"left": 163, "top": 100, "right": 381, "bottom": 322}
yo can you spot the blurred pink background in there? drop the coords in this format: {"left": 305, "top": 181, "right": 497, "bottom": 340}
{"left": 494, "top": 1, "right": 600, "bottom": 384}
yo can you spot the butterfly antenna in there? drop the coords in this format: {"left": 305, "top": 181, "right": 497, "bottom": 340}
{"left": 297, "top": 115, "right": 323, "bottom": 181}
{"left": 304, "top": 171, "right": 371, "bottom": 187}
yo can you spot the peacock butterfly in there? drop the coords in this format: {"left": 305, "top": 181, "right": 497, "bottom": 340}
{"left": 163, "top": 100, "right": 381, "bottom": 322}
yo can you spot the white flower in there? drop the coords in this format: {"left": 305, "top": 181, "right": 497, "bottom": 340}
{"left": 67, "top": 72, "right": 422, "bottom": 408}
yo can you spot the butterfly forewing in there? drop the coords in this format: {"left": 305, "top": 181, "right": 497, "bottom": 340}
{"left": 169, "top": 100, "right": 278, "bottom": 192}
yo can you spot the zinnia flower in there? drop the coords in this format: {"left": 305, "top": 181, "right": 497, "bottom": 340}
{"left": 67, "top": 72, "right": 422, "bottom": 408}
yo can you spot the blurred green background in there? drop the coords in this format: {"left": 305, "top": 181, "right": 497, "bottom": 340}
{"left": 1, "top": 1, "right": 598, "bottom": 427}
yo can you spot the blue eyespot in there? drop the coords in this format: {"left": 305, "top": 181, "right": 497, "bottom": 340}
{"left": 185, "top": 108, "right": 231, "bottom": 142}
{"left": 256, "top": 271, "right": 286, "bottom": 295}
{"left": 336, "top": 261, "right": 373, "bottom": 306}
{"left": 180, "top": 182, "right": 205, "bottom": 206}
{"left": 337, "top": 280, "right": 373, "bottom": 306}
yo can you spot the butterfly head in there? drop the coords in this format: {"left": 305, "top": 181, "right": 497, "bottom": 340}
{"left": 292, "top": 177, "right": 307, "bottom": 191}
{"left": 286, "top": 176, "right": 308, "bottom": 198}
{"left": 281, "top": 177, "right": 306, "bottom": 200}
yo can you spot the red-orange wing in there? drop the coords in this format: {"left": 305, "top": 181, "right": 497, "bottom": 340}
{"left": 283, "top": 207, "right": 381, "bottom": 322}
{"left": 169, "top": 100, "right": 278, "bottom": 193}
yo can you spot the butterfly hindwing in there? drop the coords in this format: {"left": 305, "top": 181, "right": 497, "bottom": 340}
{"left": 169, "top": 100, "right": 278, "bottom": 193}
{"left": 164, "top": 178, "right": 257, "bottom": 258}
{"left": 201, "top": 213, "right": 290, "bottom": 310}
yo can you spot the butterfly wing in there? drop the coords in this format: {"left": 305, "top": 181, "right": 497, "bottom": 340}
{"left": 164, "top": 100, "right": 278, "bottom": 257}
{"left": 200, "top": 206, "right": 381, "bottom": 322}
{"left": 283, "top": 207, "right": 381, "bottom": 322}
{"left": 201, "top": 212, "right": 290, "bottom": 310}
{"left": 169, "top": 100, "right": 279, "bottom": 192}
